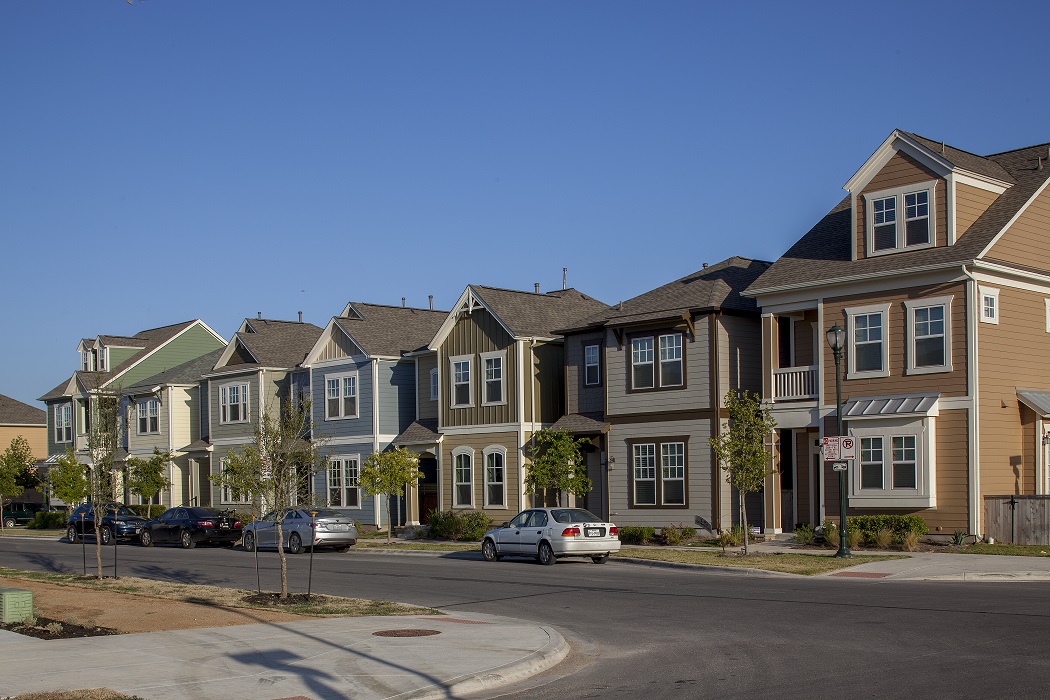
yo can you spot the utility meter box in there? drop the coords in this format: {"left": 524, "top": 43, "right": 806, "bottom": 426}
{"left": 0, "top": 587, "right": 33, "bottom": 624}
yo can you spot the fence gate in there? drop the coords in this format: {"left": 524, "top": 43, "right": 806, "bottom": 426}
{"left": 983, "top": 495, "right": 1050, "bottom": 545}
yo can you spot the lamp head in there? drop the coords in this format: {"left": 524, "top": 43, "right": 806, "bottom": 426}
{"left": 825, "top": 324, "right": 846, "bottom": 353}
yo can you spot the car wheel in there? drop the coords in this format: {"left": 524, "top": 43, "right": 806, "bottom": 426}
{"left": 243, "top": 532, "right": 256, "bottom": 552}
{"left": 538, "top": 541, "right": 556, "bottom": 566}
{"left": 481, "top": 538, "right": 501, "bottom": 562}
{"left": 67, "top": 526, "right": 78, "bottom": 544}
{"left": 180, "top": 529, "right": 195, "bottom": 549}
{"left": 140, "top": 529, "right": 153, "bottom": 547}
{"left": 100, "top": 526, "right": 113, "bottom": 546}
{"left": 336, "top": 545, "right": 351, "bottom": 553}
{"left": 591, "top": 553, "right": 609, "bottom": 564}
{"left": 3, "top": 518, "right": 15, "bottom": 528}
{"left": 288, "top": 533, "right": 303, "bottom": 554}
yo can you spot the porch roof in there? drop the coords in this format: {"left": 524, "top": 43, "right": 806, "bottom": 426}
{"left": 1016, "top": 389, "right": 1050, "bottom": 418}
{"left": 841, "top": 393, "right": 939, "bottom": 420}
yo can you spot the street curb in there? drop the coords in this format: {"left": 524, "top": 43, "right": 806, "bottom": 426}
{"left": 609, "top": 555, "right": 803, "bottom": 577}
{"left": 407, "top": 624, "right": 570, "bottom": 700}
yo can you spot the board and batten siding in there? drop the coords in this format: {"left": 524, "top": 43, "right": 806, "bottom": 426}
{"left": 605, "top": 316, "right": 711, "bottom": 417}
{"left": 310, "top": 358, "right": 373, "bottom": 442}
{"left": 116, "top": 325, "right": 225, "bottom": 388}
{"left": 986, "top": 183, "right": 1050, "bottom": 270}
{"left": 378, "top": 359, "right": 416, "bottom": 437}
{"left": 440, "top": 431, "right": 520, "bottom": 522}
{"left": 565, "top": 331, "right": 605, "bottom": 416}
{"left": 821, "top": 282, "right": 968, "bottom": 401}
{"left": 439, "top": 311, "right": 518, "bottom": 428}
{"left": 718, "top": 314, "right": 762, "bottom": 395}
{"left": 955, "top": 183, "right": 1001, "bottom": 239}
{"left": 317, "top": 327, "right": 360, "bottom": 362}
{"left": 606, "top": 419, "right": 713, "bottom": 527}
{"left": 530, "top": 341, "right": 564, "bottom": 424}
{"left": 977, "top": 284, "right": 1050, "bottom": 497}
{"left": 416, "top": 353, "right": 438, "bottom": 422}
{"left": 855, "top": 151, "right": 947, "bottom": 260}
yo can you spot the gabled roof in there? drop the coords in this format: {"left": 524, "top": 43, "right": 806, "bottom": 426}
{"left": 214, "top": 319, "right": 324, "bottom": 372}
{"left": 330, "top": 303, "right": 449, "bottom": 358}
{"left": 38, "top": 375, "right": 79, "bottom": 402}
{"left": 747, "top": 133, "right": 1050, "bottom": 296}
{"left": 562, "top": 257, "right": 770, "bottom": 332}
{"left": 97, "top": 335, "right": 145, "bottom": 348}
{"left": 0, "top": 394, "right": 46, "bottom": 425}
{"left": 124, "top": 349, "right": 224, "bottom": 395}
{"left": 392, "top": 418, "right": 441, "bottom": 446}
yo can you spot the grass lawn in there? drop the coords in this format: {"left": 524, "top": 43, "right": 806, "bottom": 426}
{"left": 958, "top": 543, "right": 1050, "bottom": 557}
{"left": 613, "top": 548, "right": 906, "bottom": 575}
{"left": 0, "top": 528, "right": 65, "bottom": 537}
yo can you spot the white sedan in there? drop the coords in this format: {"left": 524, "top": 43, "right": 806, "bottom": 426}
{"left": 481, "top": 507, "right": 620, "bottom": 565}
{"left": 241, "top": 508, "right": 358, "bottom": 554}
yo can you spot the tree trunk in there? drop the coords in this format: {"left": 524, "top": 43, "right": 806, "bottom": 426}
{"left": 276, "top": 519, "right": 288, "bottom": 598}
{"left": 740, "top": 490, "right": 750, "bottom": 556}
{"left": 387, "top": 494, "right": 393, "bottom": 544}
{"left": 95, "top": 521, "right": 103, "bottom": 579}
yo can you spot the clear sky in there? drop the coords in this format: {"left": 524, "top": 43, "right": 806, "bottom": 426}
{"left": 3, "top": 1, "right": 1050, "bottom": 408}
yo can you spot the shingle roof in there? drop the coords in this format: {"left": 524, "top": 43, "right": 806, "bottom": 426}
{"left": 124, "top": 349, "right": 224, "bottom": 394}
{"left": 472, "top": 286, "right": 609, "bottom": 338}
{"left": 903, "top": 132, "right": 1015, "bottom": 184}
{"left": 747, "top": 138, "right": 1050, "bottom": 294}
{"left": 0, "top": 394, "right": 46, "bottom": 425}
{"left": 391, "top": 419, "right": 441, "bottom": 446}
{"left": 550, "top": 413, "right": 610, "bottom": 434}
{"left": 224, "top": 319, "right": 323, "bottom": 369}
{"left": 38, "top": 376, "right": 78, "bottom": 402}
{"left": 335, "top": 303, "right": 449, "bottom": 357}
{"left": 98, "top": 335, "right": 145, "bottom": 347}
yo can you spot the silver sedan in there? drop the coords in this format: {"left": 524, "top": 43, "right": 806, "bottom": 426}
{"left": 481, "top": 507, "right": 621, "bottom": 565}
{"left": 241, "top": 508, "right": 359, "bottom": 554}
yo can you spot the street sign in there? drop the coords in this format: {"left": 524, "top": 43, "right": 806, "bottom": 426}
{"left": 821, "top": 436, "right": 856, "bottom": 461}
{"left": 832, "top": 462, "right": 848, "bottom": 472}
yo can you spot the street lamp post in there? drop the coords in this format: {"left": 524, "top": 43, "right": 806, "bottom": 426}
{"left": 825, "top": 324, "right": 851, "bottom": 558}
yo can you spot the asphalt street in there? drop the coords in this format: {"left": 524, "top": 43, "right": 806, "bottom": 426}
{"left": 2, "top": 537, "right": 1049, "bottom": 700}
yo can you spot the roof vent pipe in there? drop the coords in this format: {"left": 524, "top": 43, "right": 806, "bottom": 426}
{"left": 618, "top": 300, "right": 623, "bottom": 310}
{"left": 257, "top": 312, "right": 262, "bottom": 319}
{"left": 298, "top": 311, "right": 303, "bottom": 323}
{"left": 563, "top": 267, "right": 567, "bottom": 290}
{"left": 1040, "top": 156, "right": 1045, "bottom": 171}
{"left": 941, "top": 141, "right": 945, "bottom": 154}
{"left": 534, "top": 283, "right": 540, "bottom": 294}
{"left": 429, "top": 295, "right": 433, "bottom": 310}
{"left": 703, "top": 262, "right": 708, "bottom": 269}
{"left": 402, "top": 297, "right": 406, "bottom": 308}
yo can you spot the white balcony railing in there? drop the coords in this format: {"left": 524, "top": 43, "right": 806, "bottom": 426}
{"left": 773, "top": 365, "right": 818, "bottom": 401}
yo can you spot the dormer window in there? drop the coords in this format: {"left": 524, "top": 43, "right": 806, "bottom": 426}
{"left": 98, "top": 347, "right": 107, "bottom": 372}
{"left": 864, "top": 180, "right": 937, "bottom": 256}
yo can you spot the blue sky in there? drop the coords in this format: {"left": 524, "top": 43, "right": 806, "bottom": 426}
{"left": 3, "top": 1, "right": 1050, "bottom": 407}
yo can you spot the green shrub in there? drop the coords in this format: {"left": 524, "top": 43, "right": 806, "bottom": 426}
{"left": 660, "top": 523, "right": 696, "bottom": 546}
{"left": 845, "top": 514, "right": 928, "bottom": 545}
{"left": 426, "top": 509, "right": 491, "bottom": 541}
{"left": 793, "top": 523, "right": 815, "bottom": 545}
{"left": 27, "top": 511, "right": 67, "bottom": 529}
{"left": 619, "top": 526, "right": 656, "bottom": 545}
{"left": 459, "top": 510, "right": 492, "bottom": 541}
{"left": 951, "top": 530, "right": 967, "bottom": 546}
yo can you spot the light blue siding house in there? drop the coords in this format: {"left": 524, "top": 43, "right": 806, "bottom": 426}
{"left": 303, "top": 302, "right": 447, "bottom": 529}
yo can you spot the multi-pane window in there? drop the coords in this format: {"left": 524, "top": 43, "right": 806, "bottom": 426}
{"left": 220, "top": 460, "right": 251, "bottom": 504}
{"left": 454, "top": 450, "right": 473, "bottom": 506}
{"left": 867, "top": 184, "right": 935, "bottom": 254}
{"left": 659, "top": 334, "right": 683, "bottom": 386}
{"left": 483, "top": 354, "right": 504, "bottom": 404}
{"left": 631, "top": 337, "right": 654, "bottom": 389}
{"left": 484, "top": 449, "right": 505, "bottom": 507}
{"left": 430, "top": 368, "right": 439, "bottom": 401}
{"left": 913, "top": 305, "right": 945, "bottom": 368}
{"left": 892, "top": 436, "right": 917, "bottom": 489}
{"left": 632, "top": 443, "right": 657, "bottom": 505}
{"left": 860, "top": 435, "right": 918, "bottom": 491}
{"left": 219, "top": 383, "right": 249, "bottom": 424}
{"left": 980, "top": 287, "right": 999, "bottom": 324}
{"left": 661, "top": 442, "right": 686, "bottom": 505}
{"left": 904, "top": 191, "right": 930, "bottom": 246}
{"left": 325, "top": 373, "right": 357, "bottom": 419}
{"left": 872, "top": 196, "right": 897, "bottom": 251}
{"left": 860, "top": 437, "right": 884, "bottom": 489}
{"left": 328, "top": 457, "right": 360, "bottom": 507}
{"left": 451, "top": 357, "right": 472, "bottom": 407}
{"left": 137, "top": 399, "right": 159, "bottom": 434}
{"left": 584, "top": 344, "right": 601, "bottom": 385}
{"left": 54, "top": 404, "right": 72, "bottom": 443}
{"left": 853, "top": 312, "right": 884, "bottom": 373}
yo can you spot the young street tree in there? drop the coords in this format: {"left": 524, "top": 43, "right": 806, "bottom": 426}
{"left": 85, "top": 384, "right": 125, "bottom": 579}
{"left": 211, "top": 400, "right": 325, "bottom": 599}
{"left": 49, "top": 448, "right": 89, "bottom": 514}
{"left": 126, "top": 448, "right": 172, "bottom": 518}
{"left": 524, "top": 428, "right": 592, "bottom": 507}
{"left": 0, "top": 435, "right": 35, "bottom": 529}
{"left": 360, "top": 446, "right": 423, "bottom": 543}
{"left": 708, "top": 389, "right": 777, "bottom": 555}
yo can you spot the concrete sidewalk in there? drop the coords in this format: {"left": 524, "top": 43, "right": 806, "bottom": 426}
{"left": 0, "top": 612, "right": 567, "bottom": 700}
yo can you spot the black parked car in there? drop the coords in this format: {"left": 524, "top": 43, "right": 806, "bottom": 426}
{"left": 66, "top": 503, "right": 148, "bottom": 545}
{"left": 140, "top": 507, "right": 243, "bottom": 549}
{"left": 2, "top": 502, "right": 42, "bottom": 528}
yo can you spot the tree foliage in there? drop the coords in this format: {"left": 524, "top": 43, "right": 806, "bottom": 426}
{"left": 83, "top": 384, "right": 126, "bottom": 578}
{"left": 210, "top": 400, "right": 326, "bottom": 598}
{"left": 708, "top": 389, "right": 777, "bottom": 555}
{"left": 126, "top": 448, "right": 172, "bottom": 518}
{"left": 0, "top": 435, "right": 35, "bottom": 528}
{"left": 48, "top": 448, "right": 89, "bottom": 512}
{"left": 361, "top": 447, "right": 423, "bottom": 543}
{"left": 524, "top": 428, "right": 592, "bottom": 507}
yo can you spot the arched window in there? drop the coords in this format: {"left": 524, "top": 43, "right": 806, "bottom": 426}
{"left": 482, "top": 446, "right": 507, "bottom": 508}
{"left": 451, "top": 446, "right": 474, "bottom": 507}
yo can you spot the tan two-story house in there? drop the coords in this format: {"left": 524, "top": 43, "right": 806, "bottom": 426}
{"left": 746, "top": 129, "right": 1050, "bottom": 538}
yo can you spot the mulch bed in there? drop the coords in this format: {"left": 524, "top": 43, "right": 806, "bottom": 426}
{"left": 242, "top": 592, "right": 330, "bottom": 606}
{"left": 0, "top": 616, "right": 119, "bottom": 640}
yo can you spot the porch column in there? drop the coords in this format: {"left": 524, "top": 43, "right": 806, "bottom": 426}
{"left": 763, "top": 432, "right": 782, "bottom": 534}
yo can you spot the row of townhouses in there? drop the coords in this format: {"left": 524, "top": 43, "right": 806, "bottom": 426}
{"left": 36, "top": 129, "right": 1050, "bottom": 539}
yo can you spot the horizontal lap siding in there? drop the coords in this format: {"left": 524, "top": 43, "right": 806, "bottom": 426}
{"left": 986, "top": 185, "right": 1050, "bottom": 268}
{"left": 311, "top": 359, "right": 373, "bottom": 441}
{"left": 209, "top": 373, "right": 260, "bottom": 442}
{"left": 129, "top": 395, "right": 169, "bottom": 454}
{"left": 719, "top": 314, "right": 762, "bottom": 394}
{"left": 607, "top": 419, "right": 712, "bottom": 527}
{"left": 441, "top": 431, "right": 520, "bottom": 522}
{"left": 822, "top": 282, "right": 968, "bottom": 400}
{"left": 416, "top": 354, "right": 438, "bottom": 422}
{"left": 856, "top": 152, "right": 946, "bottom": 259}
{"left": 315, "top": 442, "right": 378, "bottom": 519}
{"left": 955, "top": 183, "right": 1000, "bottom": 239}
{"left": 378, "top": 360, "right": 415, "bottom": 437}
{"left": 440, "top": 312, "right": 517, "bottom": 428}
{"left": 0, "top": 426, "right": 46, "bottom": 461}
{"left": 119, "top": 325, "right": 225, "bottom": 388}
{"left": 565, "top": 332, "right": 605, "bottom": 416}
{"left": 978, "top": 285, "right": 1050, "bottom": 497}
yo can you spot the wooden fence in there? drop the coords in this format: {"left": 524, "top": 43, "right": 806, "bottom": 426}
{"left": 983, "top": 495, "right": 1050, "bottom": 545}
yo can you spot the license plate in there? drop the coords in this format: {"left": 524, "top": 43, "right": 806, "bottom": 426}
{"left": 586, "top": 528, "right": 601, "bottom": 537}
{"left": 220, "top": 524, "right": 230, "bottom": 530}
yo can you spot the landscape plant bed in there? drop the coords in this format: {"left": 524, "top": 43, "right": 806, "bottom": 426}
{"left": 0, "top": 615, "right": 118, "bottom": 640}
{"left": 6, "top": 690, "right": 143, "bottom": 700}
{"left": 613, "top": 549, "right": 906, "bottom": 575}
{"left": 956, "top": 542, "right": 1050, "bottom": 557}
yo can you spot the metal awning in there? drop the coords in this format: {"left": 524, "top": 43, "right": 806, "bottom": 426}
{"left": 1017, "top": 389, "right": 1050, "bottom": 417}
{"left": 841, "top": 393, "right": 939, "bottom": 420}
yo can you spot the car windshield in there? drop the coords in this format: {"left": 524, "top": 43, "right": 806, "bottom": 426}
{"left": 550, "top": 509, "right": 601, "bottom": 524}
{"left": 311, "top": 510, "right": 346, "bottom": 519}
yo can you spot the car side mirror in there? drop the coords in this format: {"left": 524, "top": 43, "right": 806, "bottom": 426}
{"left": 501, "top": 522, "right": 510, "bottom": 528}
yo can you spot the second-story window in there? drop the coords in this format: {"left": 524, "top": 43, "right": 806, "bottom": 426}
{"left": 451, "top": 355, "right": 472, "bottom": 407}
{"left": 905, "top": 296, "right": 952, "bottom": 374}
{"left": 220, "top": 382, "right": 249, "bottom": 424}
{"left": 584, "top": 344, "right": 601, "bottom": 386}
{"left": 846, "top": 303, "right": 890, "bottom": 379}
{"left": 430, "top": 368, "right": 439, "bottom": 401}
{"left": 659, "top": 334, "right": 683, "bottom": 386}
{"left": 137, "top": 399, "right": 159, "bottom": 434}
{"left": 980, "top": 287, "right": 999, "bottom": 324}
{"left": 54, "top": 404, "right": 72, "bottom": 443}
{"left": 904, "top": 191, "right": 930, "bottom": 246}
{"left": 481, "top": 351, "right": 505, "bottom": 405}
{"left": 325, "top": 372, "right": 358, "bottom": 420}
{"left": 631, "top": 332, "right": 685, "bottom": 390}
{"left": 631, "top": 337, "right": 654, "bottom": 389}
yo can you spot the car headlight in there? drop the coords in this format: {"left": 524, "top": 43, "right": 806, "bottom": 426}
{"left": 113, "top": 520, "right": 126, "bottom": 525}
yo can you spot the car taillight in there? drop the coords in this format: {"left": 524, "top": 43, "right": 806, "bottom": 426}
{"left": 561, "top": 527, "right": 580, "bottom": 537}
{"left": 196, "top": 521, "right": 215, "bottom": 527}
{"left": 610, "top": 526, "right": 619, "bottom": 537}
{"left": 234, "top": 521, "right": 241, "bottom": 528}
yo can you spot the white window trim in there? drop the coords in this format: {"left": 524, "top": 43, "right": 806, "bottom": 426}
{"left": 54, "top": 404, "right": 72, "bottom": 443}
{"left": 137, "top": 398, "right": 160, "bottom": 435}
{"left": 482, "top": 445, "right": 508, "bottom": 509}
{"left": 631, "top": 442, "right": 658, "bottom": 506}
{"left": 658, "top": 333, "right": 684, "bottom": 387}
{"left": 452, "top": 445, "right": 474, "bottom": 508}
{"left": 979, "top": 286, "right": 999, "bottom": 325}
{"left": 1045, "top": 299, "right": 1050, "bottom": 334}
{"left": 863, "top": 179, "right": 938, "bottom": 257}
{"left": 429, "top": 368, "right": 439, "bottom": 401}
{"left": 219, "top": 458, "right": 251, "bottom": 505}
{"left": 450, "top": 354, "right": 473, "bottom": 408}
{"left": 848, "top": 416, "right": 936, "bottom": 508}
{"left": 480, "top": 350, "right": 507, "bottom": 407}
{"left": 904, "top": 295, "right": 953, "bottom": 375}
{"left": 845, "top": 303, "right": 891, "bottom": 380}
{"left": 219, "top": 382, "right": 250, "bottom": 425}
{"left": 324, "top": 371, "right": 359, "bottom": 421}
{"left": 327, "top": 455, "right": 362, "bottom": 509}
{"left": 631, "top": 336, "right": 655, "bottom": 390}
{"left": 584, "top": 344, "right": 601, "bottom": 386}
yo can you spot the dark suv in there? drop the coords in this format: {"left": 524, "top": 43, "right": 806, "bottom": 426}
{"left": 66, "top": 503, "right": 148, "bottom": 545}
{"left": 2, "top": 502, "right": 42, "bottom": 528}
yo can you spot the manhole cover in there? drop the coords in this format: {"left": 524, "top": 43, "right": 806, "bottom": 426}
{"left": 373, "top": 629, "right": 441, "bottom": 637}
